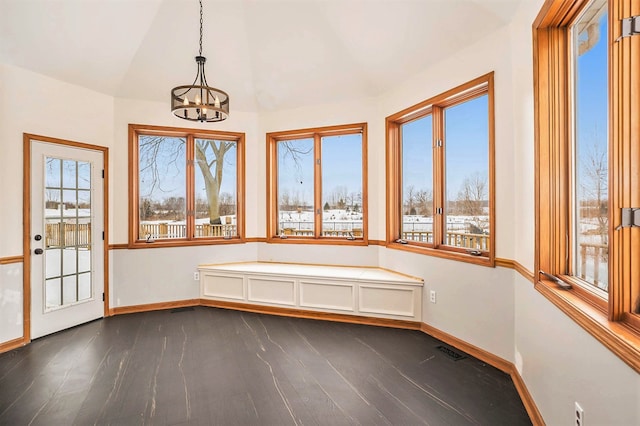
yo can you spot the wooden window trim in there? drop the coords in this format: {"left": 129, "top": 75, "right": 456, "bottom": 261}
{"left": 128, "top": 124, "right": 246, "bottom": 248}
{"left": 386, "top": 73, "right": 495, "bottom": 267}
{"left": 265, "top": 123, "right": 368, "bottom": 245}
{"left": 534, "top": 0, "right": 640, "bottom": 373}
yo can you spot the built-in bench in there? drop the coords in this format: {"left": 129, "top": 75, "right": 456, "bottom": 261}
{"left": 198, "top": 262, "right": 424, "bottom": 322}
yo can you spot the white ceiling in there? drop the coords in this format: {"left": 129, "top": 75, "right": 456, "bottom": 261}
{"left": 0, "top": 0, "right": 524, "bottom": 112}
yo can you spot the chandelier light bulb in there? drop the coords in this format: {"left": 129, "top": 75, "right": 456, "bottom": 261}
{"left": 214, "top": 96, "right": 220, "bottom": 108}
{"left": 183, "top": 96, "right": 189, "bottom": 106}
{"left": 195, "top": 95, "right": 201, "bottom": 105}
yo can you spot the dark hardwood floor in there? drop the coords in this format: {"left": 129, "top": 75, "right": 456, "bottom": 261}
{"left": 0, "top": 307, "right": 531, "bottom": 425}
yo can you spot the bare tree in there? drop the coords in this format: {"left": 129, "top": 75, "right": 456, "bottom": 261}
{"left": 218, "top": 192, "right": 236, "bottom": 216}
{"left": 279, "top": 189, "right": 293, "bottom": 210}
{"left": 456, "top": 173, "right": 487, "bottom": 216}
{"left": 580, "top": 143, "right": 608, "bottom": 244}
{"left": 195, "top": 140, "right": 234, "bottom": 224}
{"left": 331, "top": 185, "right": 348, "bottom": 209}
{"left": 404, "top": 185, "right": 417, "bottom": 215}
{"left": 415, "top": 189, "right": 432, "bottom": 216}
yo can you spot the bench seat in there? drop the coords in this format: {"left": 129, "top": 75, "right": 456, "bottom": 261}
{"left": 199, "top": 262, "right": 424, "bottom": 322}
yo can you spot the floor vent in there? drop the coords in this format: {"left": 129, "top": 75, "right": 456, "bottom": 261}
{"left": 171, "top": 307, "right": 195, "bottom": 313}
{"left": 436, "top": 345, "right": 467, "bottom": 361}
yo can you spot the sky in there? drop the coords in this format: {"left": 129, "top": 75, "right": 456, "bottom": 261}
{"left": 277, "top": 134, "right": 363, "bottom": 208}
{"left": 575, "top": 11, "right": 608, "bottom": 185}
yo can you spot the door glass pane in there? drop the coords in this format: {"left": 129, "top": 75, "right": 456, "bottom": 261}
{"left": 62, "top": 159, "right": 76, "bottom": 188}
{"left": 45, "top": 278, "right": 61, "bottom": 309}
{"left": 78, "top": 247, "right": 91, "bottom": 273}
{"left": 138, "top": 135, "right": 187, "bottom": 240}
{"left": 277, "top": 138, "right": 314, "bottom": 237}
{"left": 77, "top": 161, "right": 90, "bottom": 189}
{"left": 321, "top": 134, "right": 363, "bottom": 238}
{"left": 45, "top": 158, "right": 61, "bottom": 188}
{"left": 444, "top": 94, "right": 490, "bottom": 252}
{"left": 44, "top": 157, "right": 93, "bottom": 310}
{"left": 62, "top": 248, "right": 77, "bottom": 275}
{"left": 573, "top": 0, "right": 608, "bottom": 292}
{"left": 401, "top": 115, "right": 433, "bottom": 243}
{"left": 194, "top": 139, "right": 237, "bottom": 238}
{"left": 46, "top": 248, "right": 61, "bottom": 279}
{"left": 78, "top": 273, "right": 91, "bottom": 301}
{"left": 62, "top": 275, "right": 77, "bottom": 305}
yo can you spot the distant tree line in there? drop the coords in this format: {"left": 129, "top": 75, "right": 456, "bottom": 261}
{"left": 139, "top": 192, "right": 236, "bottom": 221}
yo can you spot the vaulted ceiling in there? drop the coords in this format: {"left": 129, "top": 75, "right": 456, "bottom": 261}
{"left": 0, "top": 0, "right": 524, "bottom": 112}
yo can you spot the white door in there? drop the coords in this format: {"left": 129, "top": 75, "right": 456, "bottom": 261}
{"left": 30, "top": 140, "right": 105, "bottom": 339}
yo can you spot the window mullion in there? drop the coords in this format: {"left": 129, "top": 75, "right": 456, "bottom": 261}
{"left": 186, "top": 135, "right": 195, "bottom": 240}
{"left": 433, "top": 106, "right": 444, "bottom": 248}
{"left": 314, "top": 134, "right": 322, "bottom": 238}
{"left": 389, "top": 123, "right": 402, "bottom": 242}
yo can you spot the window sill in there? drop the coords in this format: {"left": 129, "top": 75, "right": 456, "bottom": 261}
{"left": 535, "top": 279, "right": 640, "bottom": 373}
{"left": 386, "top": 242, "right": 494, "bottom": 267}
{"left": 265, "top": 237, "right": 369, "bottom": 246}
{"left": 128, "top": 237, "right": 246, "bottom": 249}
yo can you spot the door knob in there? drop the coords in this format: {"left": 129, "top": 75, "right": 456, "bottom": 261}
{"left": 34, "top": 234, "right": 42, "bottom": 241}
{"left": 34, "top": 248, "right": 43, "bottom": 255}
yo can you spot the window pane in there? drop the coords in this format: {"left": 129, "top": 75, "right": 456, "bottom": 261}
{"left": 401, "top": 116, "right": 433, "bottom": 243}
{"left": 277, "top": 138, "right": 314, "bottom": 237}
{"left": 321, "top": 134, "right": 363, "bottom": 238}
{"left": 138, "top": 136, "right": 187, "bottom": 240}
{"left": 444, "top": 95, "right": 489, "bottom": 252}
{"left": 573, "top": 0, "right": 608, "bottom": 292}
{"left": 194, "top": 139, "right": 237, "bottom": 238}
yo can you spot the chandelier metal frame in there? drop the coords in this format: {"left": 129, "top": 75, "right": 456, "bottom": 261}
{"left": 171, "top": 0, "right": 229, "bottom": 122}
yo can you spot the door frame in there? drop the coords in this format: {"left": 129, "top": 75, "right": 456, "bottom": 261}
{"left": 23, "top": 133, "right": 109, "bottom": 343}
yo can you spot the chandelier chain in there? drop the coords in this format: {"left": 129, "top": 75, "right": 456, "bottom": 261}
{"left": 199, "top": 0, "right": 203, "bottom": 56}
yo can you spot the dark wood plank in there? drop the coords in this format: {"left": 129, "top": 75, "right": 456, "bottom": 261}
{"left": 0, "top": 307, "right": 531, "bottom": 425}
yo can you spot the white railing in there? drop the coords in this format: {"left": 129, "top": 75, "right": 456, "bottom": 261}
{"left": 579, "top": 242, "right": 608, "bottom": 291}
{"left": 139, "top": 223, "right": 236, "bottom": 239}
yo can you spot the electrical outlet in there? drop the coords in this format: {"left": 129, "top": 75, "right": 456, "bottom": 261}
{"left": 430, "top": 290, "right": 436, "bottom": 304}
{"left": 193, "top": 271, "right": 200, "bottom": 281}
{"left": 575, "top": 402, "right": 584, "bottom": 426}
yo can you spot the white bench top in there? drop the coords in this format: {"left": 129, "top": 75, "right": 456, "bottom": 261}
{"left": 199, "top": 262, "right": 424, "bottom": 286}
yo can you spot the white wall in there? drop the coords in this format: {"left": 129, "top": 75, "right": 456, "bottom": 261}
{"left": 0, "top": 64, "right": 115, "bottom": 257}
{"left": 380, "top": 248, "right": 516, "bottom": 362}
{"left": 0, "top": 63, "right": 115, "bottom": 342}
{"left": 0, "top": 263, "right": 23, "bottom": 343}
{"left": 111, "top": 244, "right": 258, "bottom": 307}
{"left": 515, "top": 274, "right": 640, "bottom": 425}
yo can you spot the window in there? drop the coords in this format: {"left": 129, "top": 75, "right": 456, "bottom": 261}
{"left": 128, "top": 124, "right": 245, "bottom": 247}
{"left": 386, "top": 73, "right": 495, "bottom": 266}
{"left": 266, "top": 123, "right": 367, "bottom": 243}
{"left": 535, "top": 0, "right": 640, "bottom": 371}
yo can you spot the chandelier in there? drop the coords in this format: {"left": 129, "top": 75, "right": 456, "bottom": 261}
{"left": 171, "top": 0, "right": 229, "bottom": 122}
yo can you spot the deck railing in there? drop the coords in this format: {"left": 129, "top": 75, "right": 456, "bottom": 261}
{"left": 45, "top": 222, "right": 91, "bottom": 247}
{"left": 278, "top": 228, "right": 490, "bottom": 250}
{"left": 46, "top": 222, "right": 490, "bottom": 250}
{"left": 281, "top": 228, "right": 364, "bottom": 237}
{"left": 138, "top": 223, "right": 237, "bottom": 239}
{"left": 401, "top": 231, "right": 490, "bottom": 251}
{"left": 579, "top": 242, "right": 608, "bottom": 290}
